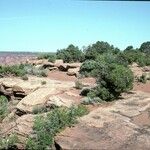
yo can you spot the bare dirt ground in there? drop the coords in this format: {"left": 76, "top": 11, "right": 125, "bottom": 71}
{"left": 48, "top": 70, "right": 96, "bottom": 85}
{"left": 48, "top": 70, "right": 76, "bottom": 82}
{"left": 133, "top": 81, "right": 150, "bottom": 93}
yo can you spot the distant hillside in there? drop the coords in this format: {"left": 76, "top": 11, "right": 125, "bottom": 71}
{"left": 0, "top": 51, "right": 38, "bottom": 65}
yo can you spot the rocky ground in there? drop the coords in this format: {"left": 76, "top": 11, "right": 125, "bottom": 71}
{"left": 0, "top": 58, "right": 150, "bottom": 149}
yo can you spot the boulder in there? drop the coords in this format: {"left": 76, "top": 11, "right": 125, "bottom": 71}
{"left": 54, "top": 59, "right": 64, "bottom": 67}
{"left": 16, "top": 88, "right": 62, "bottom": 113}
{"left": 58, "top": 64, "right": 68, "bottom": 71}
{"left": 142, "top": 66, "right": 150, "bottom": 72}
{"left": 42, "top": 62, "right": 55, "bottom": 69}
{"left": 55, "top": 59, "right": 64, "bottom": 64}
{"left": 67, "top": 67, "right": 80, "bottom": 76}
{"left": 46, "top": 95, "right": 75, "bottom": 108}
{"left": 49, "top": 66, "right": 58, "bottom": 71}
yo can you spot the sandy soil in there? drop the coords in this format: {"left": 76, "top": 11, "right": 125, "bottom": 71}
{"left": 133, "top": 81, "right": 150, "bottom": 93}
{"left": 48, "top": 70, "right": 76, "bottom": 82}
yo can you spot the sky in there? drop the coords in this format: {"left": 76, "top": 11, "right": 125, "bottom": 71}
{"left": 0, "top": 0, "right": 150, "bottom": 52}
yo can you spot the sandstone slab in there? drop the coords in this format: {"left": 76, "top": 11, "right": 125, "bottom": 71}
{"left": 16, "top": 88, "right": 62, "bottom": 113}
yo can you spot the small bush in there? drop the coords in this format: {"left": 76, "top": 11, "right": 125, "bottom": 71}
{"left": 48, "top": 54, "right": 56, "bottom": 63}
{"left": 40, "top": 70, "right": 48, "bottom": 77}
{"left": 0, "top": 64, "right": 27, "bottom": 77}
{"left": 41, "top": 81, "right": 47, "bottom": 85}
{"left": 24, "top": 65, "right": 48, "bottom": 77}
{"left": 0, "top": 134, "right": 18, "bottom": 149}
{"left": 32, "top": 106, "right": 47, "bottom": 114}
{"left": 38, "top": 53, "right": 56, "bottom": 60}
{"left": 0, "top": 96, "right": 8, "bottom": 121}
{"left": 80, "top": 87, "right": 91, "bottom": 96}
{"left": 75, "top": 80, "right": 83, "bottom": 89}
{"left": 81, "top": 97, "right": 102, "bottom": 105}
{"left": 137, "top": 74, "right": 147, "bottom": 83}
{"left": 22, "top": 75, "right": 28, "bottom": 80}
{"left": 26, "top": 105, "right": 88, "bottom": 149}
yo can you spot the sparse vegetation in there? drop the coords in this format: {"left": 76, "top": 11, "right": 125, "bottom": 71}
{"left": 0, "top": 64, "right": 26, "bottom": 77}
{"left": 22, "top": 75, "right": 29, "bottom": 80}
{"left": 48, "top": 54, "right": 56, "bottom": 63}
{"left": 32, "top": 106, "right": 48, "bottom": 114}
{"left": 41, "top": 80, "right": 47, "bottom": 85}
{"left": 26, "top": 105, "right": 88, "bottom": 149}
{"left": 0, "top": 134, "right": 18, "bottom": 149}
{"left": 137, "top": 74, "right": 147, "bottom": 83}
{"left": 0, "top": 95, "right": 8, "bottom": 121}
{"left": 37, "top": 53, "right": 56, "bottom": 60}
{"left": 75, "top": 80, "right": 83, "bottom": 89}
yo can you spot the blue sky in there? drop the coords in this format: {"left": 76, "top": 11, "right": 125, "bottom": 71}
{"left": 0, "top": 0, "right": 150, "bottom": 52}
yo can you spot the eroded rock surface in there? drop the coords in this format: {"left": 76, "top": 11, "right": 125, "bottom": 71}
{"left": 16, "top": 88, "right": 62, "bottom": 113}
{"left": 0, "top": 114, "right": 34, "bottom": 149}
{"left": 55, "top": 91, "right": 150, "bottom": 150}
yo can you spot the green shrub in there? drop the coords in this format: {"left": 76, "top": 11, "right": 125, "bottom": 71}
{"left": 81, "top": 97, "right": 102, "bottom": 105}
{"left": 40, "top": 70, "right": 48, "bottom": 77}
{"left": 0, "top": 64, "right": 27, "bottom": 77}
{"left": 56, "top": 44, "right": 84, "bottom": 63}
{"left": 24, "top": 65, "right": 48, "bottom": 77}
{"left": 37, "top": 53, "right": 56, "bottom": 60}
{"left": 93, "top": 64, "right": 134, "bottom": 101}
{"left": 22, "top": 75, "right": 28, "bottom": 80}
{"left": 48, "top": 54, "right": 56, "bottom": 63}
{"left": 41, "top": 81, "right": 47, "bottom": 85}
{"left": 0, "top": 134, "right": 18, "bottom": 149}
{"left": 84, "top": 41, "right": 120, "bottom": 60}
{"left": 80, "top": 60, "right": 98, "bottom": 77}
{"left": 26, "top": 105, "right": 88, "bottom": 149}
{"left": 137, "top": 74, "right": 147, "bottom": 83}
{"left": 80, "top": 87, "right": 91, "bottom": 96}
{"left": 139, "top": 41, "right": 150, "bottom": 55}
{"left": 120, "top": 49, "right": 150, "bottom": 67}
{"left": 84, "top": 63, "right": 134, "bottom": 101}
{"left": 0, "top": 96, "right": 8, "bottom": 121}
{"left": 32, "top": 106, "right": 47, "bottom": 114}
{"left": 75, "top": 80, "right": 83, "bottom": 89}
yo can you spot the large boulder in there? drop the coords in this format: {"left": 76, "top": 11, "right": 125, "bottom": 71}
{"left": 16, "top": 88, "right": 62, "bottom": 113}
{"left": 42, "top": 62, "right": 55, "bottom": 69}
{"left": 54, "top": 59, "right": 64, "bottom": 67}
{"left": 67, "top": 67, "right": 80, "bottom": 76}
{"left": 58, "top": 64, "right": 68, "bottom": 71}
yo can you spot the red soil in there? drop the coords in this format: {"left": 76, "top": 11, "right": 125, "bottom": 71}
{"left": 133, "top": 81, "right": 150, "bottom": 93}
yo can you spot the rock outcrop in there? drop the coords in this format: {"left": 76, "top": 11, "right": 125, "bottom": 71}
{"left": 0, "top": 114, "right": 34, "bottom": 149}
{"left": 55, "top": 91, "right": 150, "bottom": 150}
{"left": 0, "top": 78, "right": 40, "bottom": 100}
{"left": 67, "top": 67, "right": 80, "bottom": 76}
{"left": 16, "top": 88, "right": 62, "bottom": 113}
